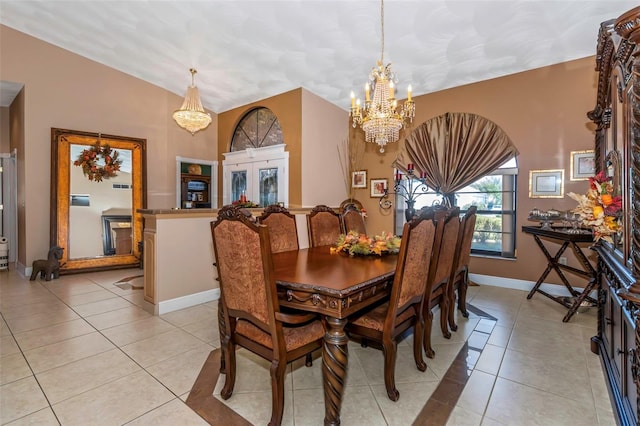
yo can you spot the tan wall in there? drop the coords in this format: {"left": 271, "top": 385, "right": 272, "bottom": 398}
{"left": 301, "top": 89, "right": 349, "bottom": 207}
{"left": 1, "top": 22, "right": 600, "bottom": 286}
{"left": 217, "top": 89, "right": 303, "bottom": 207}
{"left": 0, "top": 25, "right": 219, "bottom": 270}
{"left": 217, "top": 88, "right": 349, "bottom": 209}
{"left": 355, "top": 57, "right": 599, "bottom": 284}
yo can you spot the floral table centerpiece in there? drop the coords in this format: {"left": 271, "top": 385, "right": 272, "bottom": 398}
{"left": 231, "top": 200, "right": 260, "bottom": 208}
{"left": 330, "top": 231, "right": 401, "bottom": 256}
{"left": 567, "top": 171, "right": 622, "bottom": 243}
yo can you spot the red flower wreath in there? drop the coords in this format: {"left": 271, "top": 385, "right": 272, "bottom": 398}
{"left": 73, "top": 141, "right": 122, "bottom": 182}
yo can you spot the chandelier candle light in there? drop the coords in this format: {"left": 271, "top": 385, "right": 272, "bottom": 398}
{"left": 350, "top": 0, "right": 415, "bottom": 153}
{"left": 379, "top": 163, "right": 429, "bottom": 221}
{"left": 173, "top": 68, "right": 212, "bottom": 135}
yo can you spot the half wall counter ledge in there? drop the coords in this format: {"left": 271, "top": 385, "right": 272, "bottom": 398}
{"left": 138, "top": 207, "right": 315, "bottom": 315}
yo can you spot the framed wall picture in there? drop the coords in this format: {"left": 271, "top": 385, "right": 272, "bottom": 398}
{"left": 529, "top": 169, "right": 564, "bottom": 198}
{"left": 370, "top": 178, "right": 388, "bottom": 197}
{"left": 352, "top": 170, "right": 367, "bottom": 188}
{"left": 570, "top": 150, "right": 595, "bottom": 180}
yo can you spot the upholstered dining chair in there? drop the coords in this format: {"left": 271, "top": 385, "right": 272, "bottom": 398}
{"left": 345, "top": 210, "right": 442, "bottom": 401}
{"left": 210, "top": 206, "right": 324, "bottom": 426}
{"left": 341, "top": 203, "right": 367, "bottom": 235}
{"left": 258, "top": 204, "right": 299, "bottom": 253}
{"left": 307, "top": 204, "right": 342, "bottom": 247}
{"left": 422, "top": 206, "right": 460, "bottom": 358}
{"left": 447, "top": 206, "right": 477, "bottom": 332}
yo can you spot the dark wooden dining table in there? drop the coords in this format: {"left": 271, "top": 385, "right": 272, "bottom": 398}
{"left": 272, "top": 245, "right": 397, "bottom": 426}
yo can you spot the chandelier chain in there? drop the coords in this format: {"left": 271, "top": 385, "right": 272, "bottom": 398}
{"left": 380, "top": 0, "right": 384, "bottom": 63}
{"left": 348, "top": 0, "right": 415, "bottom": 153}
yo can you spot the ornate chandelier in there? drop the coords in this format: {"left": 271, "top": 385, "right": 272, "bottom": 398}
{"left": 173, "top": 68, "right": 212, "bottom": 135}
{"left": 350, "top": 0, "right": 415, "bottom": 153}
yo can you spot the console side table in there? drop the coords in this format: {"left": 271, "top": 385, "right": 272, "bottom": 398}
{"left": 522, "top": 226, "right": 597, "bottom": 322}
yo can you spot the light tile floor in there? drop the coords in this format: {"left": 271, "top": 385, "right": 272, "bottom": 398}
{"left": 0, "top": 267, "right": 615, "bottom": 425}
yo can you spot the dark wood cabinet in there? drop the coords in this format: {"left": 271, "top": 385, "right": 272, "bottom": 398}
{"left": 589, "top": 7, "right": 640, "bottom": 426}
{"left": 181, "top": 173, "right": 211, "bottom": 208}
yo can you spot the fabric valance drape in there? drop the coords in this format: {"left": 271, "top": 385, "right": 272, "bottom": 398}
{"left": 393, "top": 112, "right": 519, "bottom": 201}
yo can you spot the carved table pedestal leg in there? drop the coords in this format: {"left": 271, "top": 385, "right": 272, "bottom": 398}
{"left": 322, "top": 316, "right": 349, "bottom": 426}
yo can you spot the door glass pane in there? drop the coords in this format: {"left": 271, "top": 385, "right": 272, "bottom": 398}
{"left": 231, "top": 171, "right": 247, "bottom": 202}
{"left": 259, "top": 167, "right": 278, "bottom": 207}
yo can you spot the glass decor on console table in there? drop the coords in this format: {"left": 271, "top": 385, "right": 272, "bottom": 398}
{"left": 379, "top": 163, "right": 430, "bottom": 221}
{"left": 527, "top": 208, "right": 563, "bottom": 230}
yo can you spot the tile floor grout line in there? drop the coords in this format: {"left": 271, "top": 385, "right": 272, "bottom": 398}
{"left": 3, "top": 274, "right": 610, "bottom": 425}
{"left": 0, "top": 309, "right": 64, "bottom": 425}
{"left": 13, "top": 276, "right": 196, "bottom": 422}
{"left": 414, "top": 303, "right": 498, "bottom": 424}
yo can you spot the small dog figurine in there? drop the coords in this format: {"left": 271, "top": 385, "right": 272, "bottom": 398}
{"left": 30, "top": 246, "right": 64, "bottom": 281}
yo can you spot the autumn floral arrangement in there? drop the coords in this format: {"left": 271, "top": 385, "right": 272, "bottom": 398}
{"left": 330, "top": 231, "right": 401, "bottom": 256}
{"left": 73, "top": 142, "right": 122, "bottom": 182}
{"left": 567, "top": 171, "right": 622, "bottom": 243}
{"left": 231, "top": 200, "right": 260, "bottom": 208}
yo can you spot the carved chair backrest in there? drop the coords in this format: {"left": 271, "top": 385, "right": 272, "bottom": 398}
{"left": 341, "top": 204, "right": 367, "bottom": 235}
{"left": 386, "top": 210, "right": 441, "bottom": 325}
{"left": 307, "top": 205, "right": 342, "bottom": 247}
{"left": 430, "top": 207, "right": 461, "bottom": 287}
{"left": 452, "top": 206, "right": 477, "bottom": 276}
{"left": 211, "top": 206, "right": 280, "bottom": 339}
{"left": 259, "top": 204, "right": 299, "bottom": 253}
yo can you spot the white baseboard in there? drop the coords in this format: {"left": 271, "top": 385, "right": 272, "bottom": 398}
{"left": 469, "top": 273, "right": 597, "bottom": 298}
{"left": 15, "top": 261, "right": 29, "bottom": 278}
{"left": 156, "top": 288, "right": 220, "bottom": 315}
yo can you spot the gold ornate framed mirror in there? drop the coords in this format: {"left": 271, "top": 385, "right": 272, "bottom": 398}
{"left": 51, "top": 128, "right": 146, "bottom": 273}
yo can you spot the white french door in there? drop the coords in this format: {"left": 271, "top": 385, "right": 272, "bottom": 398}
{"left": 222, "top": 145, "right": 288, "bottom": 207}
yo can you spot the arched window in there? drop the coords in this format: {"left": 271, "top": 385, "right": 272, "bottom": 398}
{"left": 231, "top": 107, "right": 283, "bottom": 151}
{"left": 393, "top": 158, "right": 518, "bottom": 258}
{"left": 224, "top": 107, "right": 289, "bottom": 207}
{"left": 393, "top": 113, "right": 519, "bottom": 258}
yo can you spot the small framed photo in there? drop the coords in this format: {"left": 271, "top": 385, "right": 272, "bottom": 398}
{"left": 570, "top": 150, "right": 595, "bottom": 181}
{"left": 529, "top": 169, "right": 564, "bottom": 198}
{"left": 352, "top": 170, "right": 367, "bottom": 188}
{"left": 370, "top": 178, "right": 388, "bottom": 198}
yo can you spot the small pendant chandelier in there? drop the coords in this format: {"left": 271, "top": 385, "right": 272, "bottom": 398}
{"left": 350, "top": 0, "right": 415, "bottom": 153}
{"left": 173, "top": 68, "right": 212, "bottom": 135}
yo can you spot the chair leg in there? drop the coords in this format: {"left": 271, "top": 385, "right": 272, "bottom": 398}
{"left": 269, "top": 359, "right": 287, "bottom": 426}
{"left": 423, "top": 309, "right": 435, "bottom": 359}
{"left": 447, "top": 278, "right": 458, "bottom": 332}
{"left": 413, "top": 317, "right": 427, "bottom": 372}
{"left": 458, "top": 268, "right": 470, "bottom": 318}
{"left": 218, "top": 301, "right": 227, "bottom": 373}
{"left": 382, "top": 338, "right": 400, "bottom": 401}
{"left": 220, "top": 340, "right": 236, "bottom": 400}
{"left": 305, "top": 353, "right": 313, "bottom": 367}
{"left": 439, "top": 295, "right": 451, "bottom": 339}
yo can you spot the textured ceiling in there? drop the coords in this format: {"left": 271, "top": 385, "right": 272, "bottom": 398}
{"left": 0, "top": 1, "right": 636, "bottom": 113}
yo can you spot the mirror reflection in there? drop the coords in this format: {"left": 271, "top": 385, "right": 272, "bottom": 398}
{"left": 51, "top": 128, "right": 146, "bottom": 273}
{"left": 69, "top": 144, "right": 133, "bottom": 258}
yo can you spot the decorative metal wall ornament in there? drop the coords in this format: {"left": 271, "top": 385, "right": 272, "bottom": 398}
{"left": 379, "top": 164, "right": 430, "bottom": 221}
